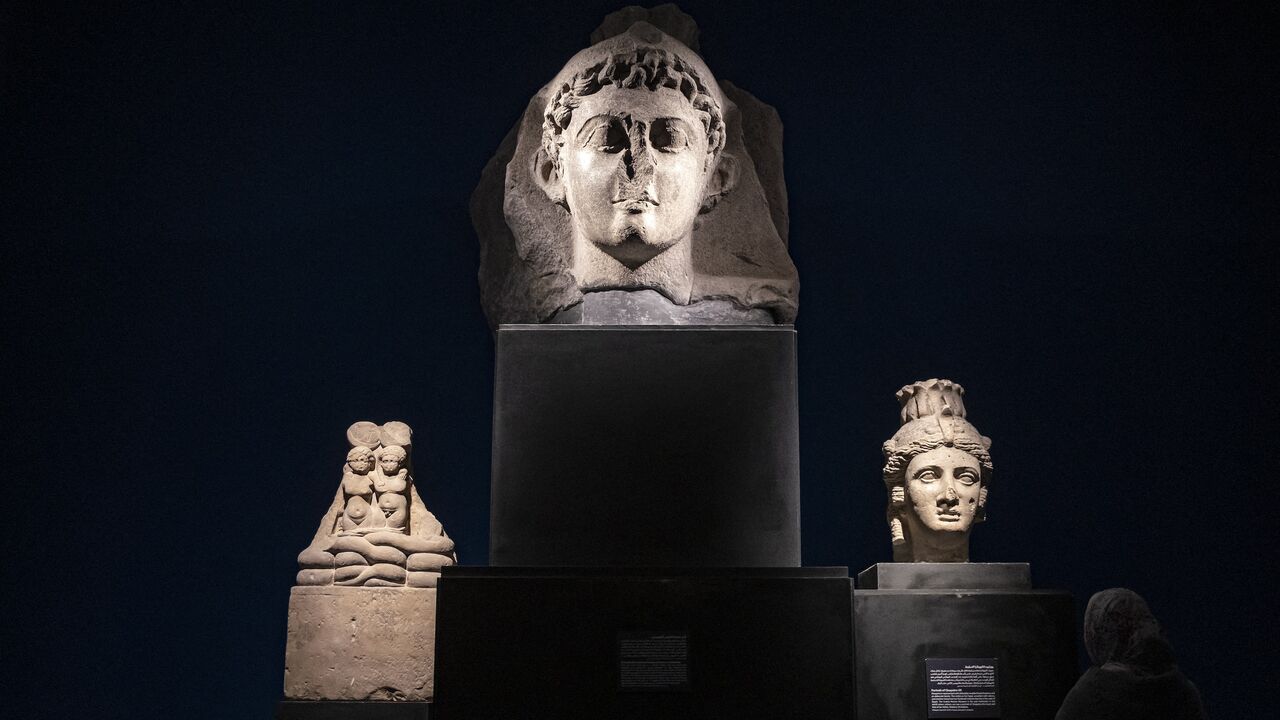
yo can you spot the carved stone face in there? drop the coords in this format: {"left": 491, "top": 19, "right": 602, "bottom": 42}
{"left": 559, "top": 84, "right": 710, "bottom": 270}
{"left": 904, "top": 445, "right": 983, "bottom": 541}
{"left": 379, "top": 454, "right": 402, "bottom": 475}
{"left": 347, "top": 454, "right": 372, "bottom": 474}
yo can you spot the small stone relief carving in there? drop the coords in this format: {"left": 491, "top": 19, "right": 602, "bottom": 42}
{"left": 881, "top": 379, "right": 993, "bottom": 563}
{"left": 473, "top": 6, "right": 798, "bottom": 326}
{"left": 296, "top": 421, "right": 456, "bottom": 587}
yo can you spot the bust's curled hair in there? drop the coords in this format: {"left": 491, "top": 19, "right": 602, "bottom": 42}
{"left": 542, "top": 47, "right": 725, "bottom": 172}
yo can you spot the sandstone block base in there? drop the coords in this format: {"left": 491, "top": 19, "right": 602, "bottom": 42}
{"left": 284, "top": 586, "right": 437, "bottom": 701}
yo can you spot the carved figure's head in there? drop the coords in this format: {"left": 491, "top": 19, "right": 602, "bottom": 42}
{"left": 536, "top": 29, "right": 738, "bottom": 296}
{"left": 881, "top": 379, "right": 992, "bottom": 563}
{"left": 346, "top": 446, "right": 375, "bottom": 474}
{"left": 378, "top": 445, "right": 408, "bottom": 475}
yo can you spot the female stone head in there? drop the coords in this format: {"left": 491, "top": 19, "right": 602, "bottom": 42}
{"left": 881, "top": 379, "right": 993, "bottom": 562}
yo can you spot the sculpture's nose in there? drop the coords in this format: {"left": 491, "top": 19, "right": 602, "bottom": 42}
{"left": 620, "top": 121, "right": 657, "bottom": 186}
{"left": 940, "top": 482, "right": 959, "bottom": 505}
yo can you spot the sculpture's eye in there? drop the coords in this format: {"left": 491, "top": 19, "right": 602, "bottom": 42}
{"left": 956, "top": 470, "right": 979, "bottom": 486}
{"left": 581, "top": 119, "right": 626, "bottom": 153}
{"left": 914, "top": 468, "right": 939, "bottom": 483}
{"left": 649, "top": 119, "right": 690, "bottom": 152}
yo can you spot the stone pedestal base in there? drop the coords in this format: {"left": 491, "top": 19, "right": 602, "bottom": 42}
{"left": 284, "top": 586, "right": 437, "bottom": 701}
{"left": 857, "top": 562, "right": 1031, "bottom": 590}
{"left": 434, "top": 567, "right": 854, "bottom": 719}
{"left": 853, "top": 564, "right": 1075, "bottom": 720}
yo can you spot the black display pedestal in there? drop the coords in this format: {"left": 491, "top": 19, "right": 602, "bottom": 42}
{"left": 490, "top": 325, "right": 800, "bottom": 567}
{"left": 276, "top": 700, "right": 431, "bottom": 719}
{"left": 854, "top": 563, "right": 1076, "bottom": 720}
{"left": 433, "top": 566, "right": 854, "bottom": 720}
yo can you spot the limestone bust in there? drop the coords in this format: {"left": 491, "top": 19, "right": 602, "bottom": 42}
{"left": 473, "top": 7, "right": 798, "bottom": 326}
{"left": 537, "top": 44, "right": 737, "bottom": 305}
{"left": 880, "top": 379, "right": 993, "bottom": 562}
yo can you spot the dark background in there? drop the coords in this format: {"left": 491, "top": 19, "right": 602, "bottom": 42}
{"left": 3, "top": 1, "right": 1272, "bottom": 717}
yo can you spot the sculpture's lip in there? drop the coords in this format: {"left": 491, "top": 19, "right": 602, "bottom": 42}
{"left": 611, "top": 197, "right": 659, "bottom": 210}
{"left": 935, "top": 512, "right": 963, "bottom": 522}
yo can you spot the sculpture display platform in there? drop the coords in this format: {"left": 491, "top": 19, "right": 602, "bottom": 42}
{"left": 283, "top": 586, "right": 438, "bottom": 705}
{"left": 433, "top": 567, "right": 854, "bottom": 720}
{"left": 854, "top": 563, "right": 1076, "bottom": 720}
{"left": 490, "top": 324, "right": 799, "bottom": 567}
{"left": 857, "top": 561, "right": 1031, "bottom": 590}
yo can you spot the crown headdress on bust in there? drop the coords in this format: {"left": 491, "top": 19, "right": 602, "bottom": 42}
{"left": 896, "top": 378, "right": 968, "bottom": 445}
{"left": 882, "top": 379, "right": 994, "bottom": 558}
{"left": 885, "top": 378, "right": 990, "bottom": 457}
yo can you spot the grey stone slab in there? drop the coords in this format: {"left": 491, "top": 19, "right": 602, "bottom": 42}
{"left": 549, "top": 289, "right": 774, "bottom": 325}
{"left": 854, "top": 588, "right": 1076, "bottom": 720}
{"left": 857, "top": 562, "right": 1031, "bottom": 590}
{"left": 434, "top": 567, "right": 854, "bottom": 720}
{"left": 490, "top": 325, "right": 799, "bottom": 567}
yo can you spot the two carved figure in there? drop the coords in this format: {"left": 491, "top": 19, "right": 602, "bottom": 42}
{"left": 296, "top": 421, "right": 456, "bottom": 588}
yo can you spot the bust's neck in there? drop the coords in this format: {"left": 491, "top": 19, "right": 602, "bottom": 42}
{"left": 905, "top": 521, "right": 972, "bottom": 562}
{"left": 572, "top": 233, "right": 692, "bottom": 305}
{"left": 909, "top": 543, "right": 970, "bottom": 563}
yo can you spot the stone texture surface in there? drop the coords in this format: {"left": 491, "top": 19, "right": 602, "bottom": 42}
{"left": 284, "top": 586, "right": 438, "bottom": 701}
{"left": 590, "top": 4, "right": 701, "bottom": 50}
{"left": 549, "top": 288, "right": 773, "bottom": 324}
{"left": 880, "top": 379, "right": 993, "bottom": 562}
{"left": 296, "top": 421, "right": 456, "bottom": 588}
{"left": 472, "top": 7, "right": 797, "bottom": 328}
{"left": 276, "top": 700, "right": 432, "bottom": 719}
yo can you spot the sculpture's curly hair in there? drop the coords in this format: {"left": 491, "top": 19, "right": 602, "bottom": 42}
{"left": 378, "top": 445, "right": 408, "bottom": 463}
{"left": 542, "top": 47, "right": 725, "bottom": 171}
{"left": 881, "top": 435, "right": 993, "bottom": 490}
{"left": 346, "top": 445, "right": 375, "bottom": 462}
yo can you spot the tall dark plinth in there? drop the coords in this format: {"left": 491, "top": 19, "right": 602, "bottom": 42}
{"left": 433, "top": 567, "right": 854, "bottom": 720}
{"left": 854, "top": 563, "right": 1077, "bottom": 720}
{"left": 436, "top": 325, "right": 830, "bottom": 716}
{"left": 489, "top": 325, "right": 800, "bottom": 567}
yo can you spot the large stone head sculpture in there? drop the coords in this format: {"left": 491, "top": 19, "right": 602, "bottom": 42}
{"left": 537, "top": 42, "right": 735, "bottom": 290}
{"left": 881, "top": 379, "right": 993, "bottom": 563}
{"left": 473, "top": 6, "right": 798, "bottom": 326}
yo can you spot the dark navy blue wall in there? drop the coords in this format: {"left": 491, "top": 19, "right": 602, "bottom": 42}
{"left": 5, "top": 2, "right": 1270, "bottom": 717}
